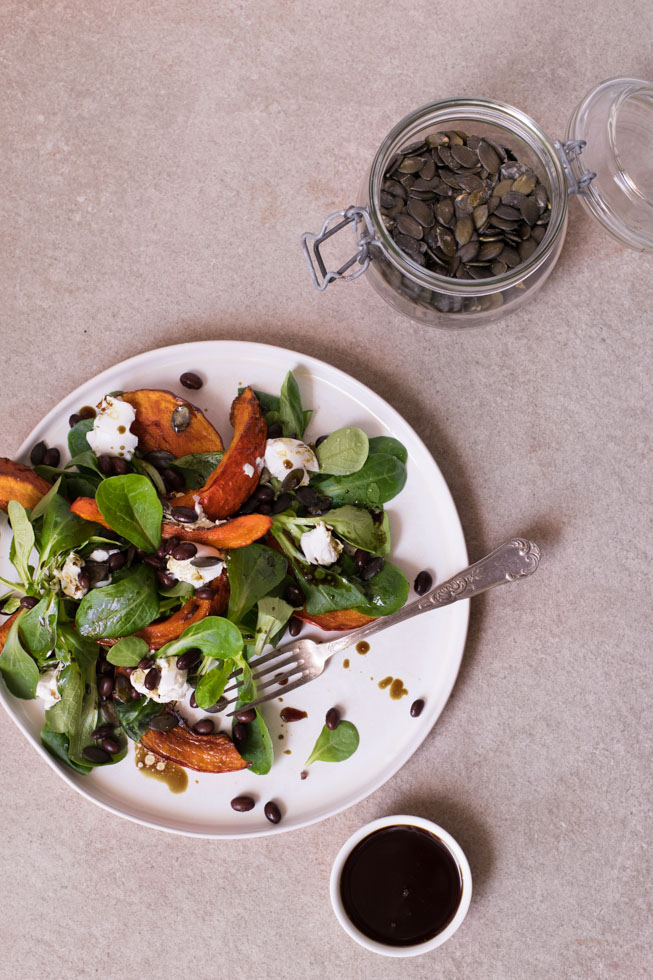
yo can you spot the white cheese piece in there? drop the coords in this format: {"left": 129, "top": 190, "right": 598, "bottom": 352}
{"left": 35, "top": 666, "right": 61, "bottom": 707}
{"left": 87, "top": 547, "right": 119, "bottom": 562}
{"left": 242, "top": 462, "right": 255, "bottom": 478}
{"left": 130, "top": 657, "right": 191, "bottom": 704}
{"left": 54, "top": 552, "right": 88, "bottom": 599}
{"left": 263, "top": 438, "right": 319, "bottom": 486}
{"left": 166, "top": 543, "right": 225, "bottom": 587}
{"left": 300, "top": 522, "right": 343, "bottom": 566}
{"left": 86, "top": 395, "right": 139, "bottom": 460}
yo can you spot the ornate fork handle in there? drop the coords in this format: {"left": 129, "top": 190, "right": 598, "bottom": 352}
{"left": 325, "top": 538, "right": 541, "bottom": 657}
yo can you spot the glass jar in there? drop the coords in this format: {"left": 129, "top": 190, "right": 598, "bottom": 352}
{"left": 302, "top": 77, "right": 653, "bottom": 328}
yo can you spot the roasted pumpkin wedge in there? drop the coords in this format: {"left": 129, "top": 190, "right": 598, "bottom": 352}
{"left": 0, "top": 611, "right": 20, "bottom": 654}
{"left": 101, "top": 573, "right": 229, "bottom": 650}
{"left": 161, "top": 513, "right": 271, "bottom": 549}
{"left": 140, "top": 726, "right": 248, "bottom": 773}
{"left": 121, "top": 389, "right": 224, "bottom": 457}
{"left": 170, "top": 387, "right": 267, "bottom": 520}
{"left": 0, "top": 458, "right": 51, "bottom": 513}
{"left": 294, "top": 608, "right": 376, "bottom": 631}
{"left": 70, "top": 497, "right": 110, "bottom": 528}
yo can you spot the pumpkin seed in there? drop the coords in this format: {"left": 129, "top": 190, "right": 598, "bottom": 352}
{"left": 171, "top": 405, "right": 191, "bottom": 433}
{"left": 454, "top": 216, "right": 474, "bottom": 245}
{"left": 398, "top": 155, "right": 427, "bottom": 174}
{"left": 451, "top": 144, "right": 478, "bottom": 169}
{"left": 477, "top": 140, "right": 501, "bottom": 172}
{"left": 396, "top": 213, "right": 423, "bottom": 239}
{"left": 407, "top": 199, "right": 435, "bottom": 228}
{"left": 519, "top": 196, "right": 539, "bottom": 226}
{"left": 473, "top": 204, "right": 489, "bottom": 230}
{"left": 512, "top": 172, "right": 537, "bottom": 195}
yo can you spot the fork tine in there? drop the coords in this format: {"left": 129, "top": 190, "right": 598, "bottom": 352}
{"left": 226, "top": 673, "right": 314, "bottom": 715}
{"left": 249, "top": 653, "right": 303, "bottom": 684}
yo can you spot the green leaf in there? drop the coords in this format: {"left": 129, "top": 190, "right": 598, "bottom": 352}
{"left": 0, "top": 611, "right": 38, "bottom": 699}
{"left": 106, "top": 635, "right": 149, "bottom": 667}
{"left": 314, "top": 453, "right": 407, "bottom": 507}
{"left": 65, "top": 450, "right": 105, "bottom": 477}
{"left": 318, "top": 505, "right": 389, "bottom": 555}
{"left": 46, "top": 663, "right": 83, "bottom": 734}
{"left": 40, "top": 493, "right": 98, "bottom": 564}
{"left": 226, "top": 543, "right": 287, "bottom": 623}
{"left": 30, "top": 477, "right": 63, "bottom": 521}
{"left": 279, "top": 371, "right": 307, "bottom": 439}
{"left": 0, "top": 594, "right": 21, "bottom": 614}
{"left": 131, "top": 456, "right": 166, "bottom": 495}
{"left": 305, "top": 720, "right": 359, "bottom": 765}
{"left": 7, "top": 500, "right": 35, "bottom": 587}
{"left": 169, "top": 452, "right": 224, "bottom": 489}
{"left": 55, "top": 624, "right": 100, "bottom": 672}
{"left": 68, "top": 664, "right": 113, "bottom": 766}
{"left": 292, "top": 562, "right": 366, "bottom": 615}
{"left": 368, "top": 436, "right": 408, "bottom": 464}
{"left": 253, "top": 596, "right": 293, "bottom": 655}
{"left": 316, "top": 427, "right": 369, "bottom": 476}
{"left": 233, "top": 706, "right": 273, "bottom": 775}
{"left": 96, "top": 475, "right": 162, "bottom": 552}
{"left": 195, "top": 660, "right": 232, "bottom": 709}
{"left": 41, "top": 725, "right": 92, "bottom": 774}
{"left": 157, "top": 616, "right": 244, "bottom": 662}
{"left": 68, "top": 417, "right": 94, "bottom": 457}
{"left": 345, "top": 555, "right": 410, "bottom": 617}
{"left": 75, "top": 564, "right": 159, "bottom": 638}
{"left": 115, "top": 697, "right": 165, "bottom": 742}
{"left": 239, "top": 387, "right": 280, "bottom": 413}
{"left": 19, "top": 592, "right": 58, "bottom": 660}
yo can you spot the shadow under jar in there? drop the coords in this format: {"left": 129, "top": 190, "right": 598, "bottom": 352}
{"left": 302, "top": 79, "right": 653, "bottom": 328}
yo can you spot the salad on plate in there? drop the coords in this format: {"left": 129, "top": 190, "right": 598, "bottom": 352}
{"left": 0, "top": 371, "right": 410, "bottom": 784}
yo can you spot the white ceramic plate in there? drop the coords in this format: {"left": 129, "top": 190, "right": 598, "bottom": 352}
{"left": 0, "top": 341, "right": 468, "bottom": 838}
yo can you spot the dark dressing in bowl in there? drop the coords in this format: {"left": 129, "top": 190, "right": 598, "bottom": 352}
{"left": 339, "top": 825, "right": 462, "bottom": 946}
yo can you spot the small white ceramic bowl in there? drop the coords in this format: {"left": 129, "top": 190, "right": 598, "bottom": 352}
{"left": 329, "top": 814, "right": 472, "bottom": 957}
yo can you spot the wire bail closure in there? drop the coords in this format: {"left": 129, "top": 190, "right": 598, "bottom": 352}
{"left": 555, "top": 139, "right": 596, "bottom": 195}
{"left": 301, "top": 206, "right": 376, "bottom": 291}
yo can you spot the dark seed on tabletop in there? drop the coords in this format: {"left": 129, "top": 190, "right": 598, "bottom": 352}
{"left": 231, "top": 795, "right": 255, "bottom": 812}
{"left": 325, "top": 707, "right": 341, "bottom": 730}
{"left": 101, "top": 736, "right": 121, "bottom": 755}
{"left": 148, "top": 714, "right": 179, "bottom": 732}
{"left": 29, "top": 441, "right": 48, "bottom": 466}
{"left": 42, "top": 448, "right": 60, "bottom": 468}
{"left": 232, "top": 722, "right": 248, "bottom": 745}
{"left": 288, "top": 616, "right": 302, "bottom": 637}
{"left": 171, "top": 541, "right": 197, "bottom": 561}
{"left": 264, "top": 801, "right": 282, "bottom": 824}
{"left": 144, "top": 667, "right": 161, "bottom": 691}
{"left": 410, "top": 698, "right": 425, "bottom": 718}
{"left": 91, "top": 723, "right": 116, "bottom": 740}
{"left": 20, "top": 595, "right": 39, "bottom": 609}
{"left": 272, "top": 492, "right": 293, "bottom": 514}
{"left": 194, "top": 586, "right": 214, "bottom": 600}
{"left": 192, "top": 719, "right": 214, "bottom": 735}
{"left": 235, "top": 708, "right": 256, "bottom": 724}
{"left": 267, "top": 422, "right": 282, "bottom": 439}
{"left": 157, "top": 570, "right": 177, "bottom": 589}
{"left": 83, "top": 746, "right": 110, "bottom": 764}
{"left": 180, "top": 372, "right": 203, "bottom": 390}
{"left": 361, "top": 557, "right": 384, "bottom": 581}
{"left": 283, "top": 583, "right": 305, "bottom": 607}
{"left": 171, "top": 506, "right": 199, "bottom": 523}
{"left": 414, "top": 570, "right": 433, "bottom": 595}
{"left": 176, "top": 649, "right": 202, "bottom": 671}
{"left": 68, "top": 413, "right": 82, "bottom": 428}
{"left": 253, "top": 484, "right": 274, "bottom": 502}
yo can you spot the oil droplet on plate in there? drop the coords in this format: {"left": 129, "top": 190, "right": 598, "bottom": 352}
{"left": 377, "top": 677, "right": 408, "bottom": 699}
{"left": 134, "top": 743, "right": 188, "bottom": 794}
{"left": 356, "top": 641, "right": 370, "bottom": 655}
{"left": 343, "top": 658, "right": 350, "bottom": 669}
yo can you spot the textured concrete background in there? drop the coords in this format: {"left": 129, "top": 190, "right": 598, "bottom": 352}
{"left": 1, "top": 2, "right": 651, "bottom": 978}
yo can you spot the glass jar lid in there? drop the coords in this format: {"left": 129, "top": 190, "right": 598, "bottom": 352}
{"left": 566, "top": 77, "right": 653, "bottom": 252}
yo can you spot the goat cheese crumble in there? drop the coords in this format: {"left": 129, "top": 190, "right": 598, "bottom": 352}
{"left": 263, "top": 438, "right": 319, "bottom": 486}
{"left": 300, "top": 522, "right": 343, "bottom": 566}
{"left": 54, "top": 552, "right": 88, "bottom": 599}
{"left": 130, "top": 658, "right": 190, "bottom": 704}
{"left": 86, "top": 395, "right": 139, "bottom": 460}
{"left": 166, "top": 544, "right": 225, "bottom": 587}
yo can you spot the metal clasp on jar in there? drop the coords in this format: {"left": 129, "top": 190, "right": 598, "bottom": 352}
{"left": 554, "top": 139, "right": 596, "bottom": 195}
{"left": 301, "top": 206, "right": 376, "bottom": 291}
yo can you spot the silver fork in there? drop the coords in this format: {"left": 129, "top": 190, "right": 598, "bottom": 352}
{"left": 222, "top": 537, "right": 541, "bottom": 714}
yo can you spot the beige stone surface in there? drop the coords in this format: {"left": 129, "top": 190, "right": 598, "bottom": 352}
{"left": 1, "top": 1, "right": 652, "bottom": 978}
